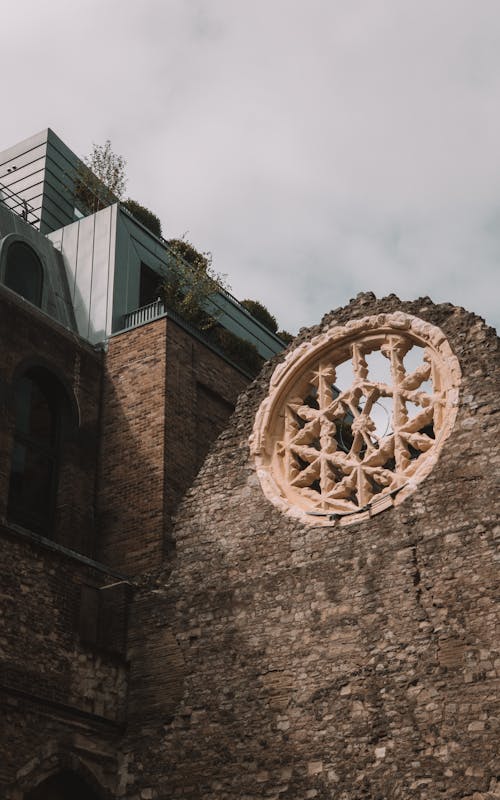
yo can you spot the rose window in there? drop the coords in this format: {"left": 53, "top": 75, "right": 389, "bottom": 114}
{"left": 250, "top": 313, "right": 461, "bottom": 525}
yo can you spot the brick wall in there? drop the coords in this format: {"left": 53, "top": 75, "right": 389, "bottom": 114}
{"left": 0, "top": 286, "right": 102, "bottom": 556}
{"left": 0, "top": 288, "right": 127, "bottom": 797}
{"left": 97, "top": 318, "right": 168, "bottom": 575}
{"left": 98, "top": 316, "right": 248, "bottom": 575}
{"left": 163, "top": 317, "right": 249, "bottom": 533}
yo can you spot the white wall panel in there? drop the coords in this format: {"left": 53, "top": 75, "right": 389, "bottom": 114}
{"left": 106, "top": 205, "right": 118, "bottom": 338}
{"left": 89, "top": 206, "right": 113, "bottom": 342}
{"left": 72, "top": 214, "right": 95, "bottom": 339}
{"left": 58, "top": 220, "right": 80, "bottom": 300}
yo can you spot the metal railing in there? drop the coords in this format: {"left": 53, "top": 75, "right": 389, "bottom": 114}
{"left": 122, "top": 298, "right": 165, "bottom": 329}
{"left": 120, "top": 299, "right": 260, "bottom": 379}
{"left": 0, "top": 180, "right": 39, "bottom": 226}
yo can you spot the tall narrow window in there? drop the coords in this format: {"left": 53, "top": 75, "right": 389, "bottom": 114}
{"left": 139, "top": 262, "right": 161, "bottom": 307}
{"left": 4, "top": 240, "right": 43, "bottom": 307}
{"left": 8, "top": 368, "right": 65, "bottom": 534}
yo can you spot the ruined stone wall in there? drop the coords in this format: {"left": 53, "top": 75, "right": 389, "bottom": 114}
{"left": 0, "top": 533, "right": 129, "bottom": 798}
{"left": 123, "top": 296, "right": 499, "bottom": 800}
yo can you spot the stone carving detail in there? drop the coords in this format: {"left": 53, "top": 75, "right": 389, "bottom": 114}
{"left": 251, "top": 313, "right": 461, "bottom": 525}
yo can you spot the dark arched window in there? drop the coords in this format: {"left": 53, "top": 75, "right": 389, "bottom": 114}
{"left": 8, "top": 368, "right": 70, "bottom": 535}
{"left": 25, "top": 769, "right": 101, "bottom": 800}
{"left": 5, "top": 240, "right": 43, "bottom": 307}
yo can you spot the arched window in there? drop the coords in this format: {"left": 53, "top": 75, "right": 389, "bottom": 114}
{"left": 4, "top": 240, "right": 43, "bottom": 307}
{"left": 8, "top": 367, "right": 71, "bottom": 535}
{"left": 25, "top": 769, "right": 101, "bottom": 800}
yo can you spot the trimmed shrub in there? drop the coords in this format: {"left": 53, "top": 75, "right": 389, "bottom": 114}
{"left": 123, "top": 199, "right": 162, "bottom": 237}
{"left": 277, "top": 329, "right": 294, "bottom": 345}
{"left": 241, "top": 299, "right": 278, "bottom": 333}
{"left": 208, "top": 327, "right": 263, "bottom": 376}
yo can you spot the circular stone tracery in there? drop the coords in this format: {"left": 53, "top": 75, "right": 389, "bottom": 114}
{"left": 250, "top": 313, "right": 461, "bottom": 526}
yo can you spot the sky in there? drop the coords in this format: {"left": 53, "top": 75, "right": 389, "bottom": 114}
{"left": 1, "top": 0, "right": 499, "bottom": 335}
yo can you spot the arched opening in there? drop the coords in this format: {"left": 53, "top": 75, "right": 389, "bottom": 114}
{"left": 24, "top": 769, "right": 101, "bottom": 800}
{"left": 4, "top": 240, "right": 44, "bottom": 307}
{"left": 8, "top": 366, "right": 73, "bottom": 535}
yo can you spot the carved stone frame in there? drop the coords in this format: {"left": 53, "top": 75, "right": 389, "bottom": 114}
{"left": 250, "top": 312, "right": 461, "bottom": 526}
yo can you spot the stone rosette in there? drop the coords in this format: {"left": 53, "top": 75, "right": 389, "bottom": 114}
{"left": 250, "top": 312, "right": 461, "bottom": 526}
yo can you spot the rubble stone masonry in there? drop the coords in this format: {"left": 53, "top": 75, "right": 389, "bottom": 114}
{"left": 123, "top": 295, "right": 499, "bottom": 800}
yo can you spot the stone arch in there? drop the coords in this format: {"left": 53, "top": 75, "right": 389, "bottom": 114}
{"left": 10, "top": 356, "right": 81, "bottom": 429}
{"left": 0, "top": 234, "right": 46, "bottom": 309}
{"left": 24, "top": 768, "right": 102, "bottom": 800}
{"left": 6, "top": 747, "right": 113, "bottom": 800}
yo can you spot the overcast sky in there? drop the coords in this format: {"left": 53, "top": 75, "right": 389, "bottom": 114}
{"left": 2, "top": 1, "right": 499, "bottom": 334}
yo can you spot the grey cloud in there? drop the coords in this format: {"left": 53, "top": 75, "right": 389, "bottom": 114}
{"left": 1, "top": 0, "right": 499, "bottom": 334}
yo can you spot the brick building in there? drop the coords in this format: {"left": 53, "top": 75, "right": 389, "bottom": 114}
{"left": 0, "top": 132, "right": 499, "bottom": 800}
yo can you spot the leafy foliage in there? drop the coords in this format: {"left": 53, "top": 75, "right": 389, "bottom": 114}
{"left": 161, "top": 238, "right": 229, "bottom": 330}
{"left": 160, "top": 238, "right": 262, "bottom": 374}
{"left": 166, "top": 239, "right": 212, "bottom": 273}
{"left": 84, "top": 140, "right": 127, "bottom": 199}
{"left": 207, "top": 327, "right": 263, "bottom": 376}
{"left": 123, "top": 199, "right": 162, "bottom": 237}
{"left": 241, "top": 299, "right": 278, "bottom": 333}
{"left": 241, "top": 299, "right": 294, "bottom": 344}
{"left": 277, "top": 329, "right": 294, "bottom": 345}
{"left": 75, "top": 140, "right": 127, "bottom": 214}
{"left": 74, "top": 164, "right": 113, "bottom": 214}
